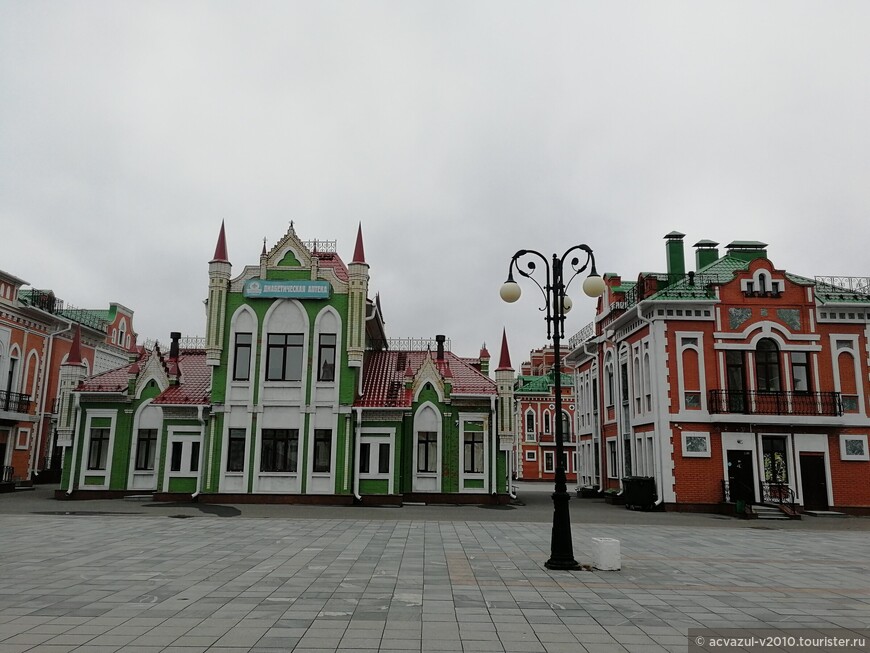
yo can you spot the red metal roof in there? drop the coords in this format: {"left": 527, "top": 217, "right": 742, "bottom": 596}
{"left": 356, "top": 350, "right": 496, "bottom": 408}
{"left": 314, "top": 252, "right": 349, "bottom": 282}
{"left": 77, "top": 348, "right": 210, "bottom": 406}
{"left": 153, "top": 350, "right": 210, "bottom": 405}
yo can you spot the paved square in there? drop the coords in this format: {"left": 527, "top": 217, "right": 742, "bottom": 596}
{"left": 0, "top": 511, "right": 869, "bottom": 652}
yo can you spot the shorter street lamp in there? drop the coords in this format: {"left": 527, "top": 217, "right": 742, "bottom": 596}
{"left": 501, "top": 245, "right": 605, "bottom": 570}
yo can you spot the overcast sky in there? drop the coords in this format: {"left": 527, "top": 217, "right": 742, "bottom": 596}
{"left": 2, "top": 2, "right": 869, "bottom": 369}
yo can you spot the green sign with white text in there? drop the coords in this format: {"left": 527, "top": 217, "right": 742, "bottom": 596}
{"left": 243, "top": 279, "right": 331, "bottom": 299}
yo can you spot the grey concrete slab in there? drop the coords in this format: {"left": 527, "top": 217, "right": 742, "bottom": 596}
{"left": 0, "top": 487, "right": 869, "bottom": 652}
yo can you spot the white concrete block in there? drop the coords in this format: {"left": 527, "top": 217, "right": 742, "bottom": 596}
{"left": 591, "top": 537, "right": 621, "bottom": 570}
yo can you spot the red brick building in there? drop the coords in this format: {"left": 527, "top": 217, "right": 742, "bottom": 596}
{"left": 513, "top": 345, "right": 579, "bottom": 482}
{"left": 0, "top": 269, "right": 135, "bottom": 487}
{"left": 566, "top": 232, "right": 870, "bottom": 514}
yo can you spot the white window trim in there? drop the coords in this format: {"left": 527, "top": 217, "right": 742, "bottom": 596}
{"left": 15, "top": 428, "right": 30, "bottom": 450}
{"left": 840, "top": 434, "right": 869, "bottom": 461}
{"left": 79, "top": 410, "right": 117, "bottom": 489}
{"left": 606, "top": 436, "right": 618, "bottom": 479}
{"left": 358, "top": 428, "right": 395, "bottom": 493}
{"left": 412, "top": 401, "right": 442, "bottom": 492}
{"left": 525, "top": 449, "right": 537, "bottom": 462}
{"left": 459, "top": 413, "right": 488, "bottom": 493}
{"left": 682, "top": 431, "right": 711, "bottom": 458}
{"left": 543, "top": 450, "right": 555, "bottom": 473}
{"left": 163, "top": 429, "right": 203, "bottom": 492}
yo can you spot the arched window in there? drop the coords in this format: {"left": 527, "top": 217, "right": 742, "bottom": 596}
{"left": 524, "top": 410, "right": 535, "bottom": 440}
{"left": 543, "top": 411, "right": 551, "bottom": 434}
{"left": 756, "top": 338, "right": 781, "bottom": 392}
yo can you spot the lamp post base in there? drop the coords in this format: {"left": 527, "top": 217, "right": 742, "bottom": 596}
{"left": 545, "top": 485, "right": 580, "bottom": 570}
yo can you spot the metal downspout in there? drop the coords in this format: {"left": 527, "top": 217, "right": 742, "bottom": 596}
{"left": 490, "top": 396, "right": 497, "bottom": 495}
{"left": 353, "top": 407, "right": 362, "bottom": 500}
{"left": 192, "top": 405, "right": 206, "bottom": 499}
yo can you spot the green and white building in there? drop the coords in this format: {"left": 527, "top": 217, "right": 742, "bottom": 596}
{"left": 59, "top": 222, "right": 511, "bottom": 503}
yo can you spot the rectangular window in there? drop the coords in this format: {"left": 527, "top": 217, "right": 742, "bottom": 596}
{"left": 170, "top": 441, "right": 183, "bottom": 472}
{"left": 260, "top": 429, "right": 299, "bottom": 473}
{"left": 791, "top": 352, "right": 811, "bottom": 393}
{"left": 762, "top": 436, "right": 788, "bottom": 483}
{"left": 359, "top": 442, "right": 371, "bottom": 474}
{"left": 417, "top": 431, "right": 437, "bottom": 473}
{"left": 525, "top": 450, "right": 536, "bottom": 461}
{"left": 135, "top": 429, "right": 158, "bottom": 470}
{"left": 544, "top": 451, "right": 555, "bottom": 473}
{"left": 607, "top": 439, "right": 618, "bottom": 479}
{"left": 226, "top": 429, "right": 246, "bottom": 472}
{"left": 87, "top": 428, "right": 110, "bottom": 470}
{"left": 313, "top": 429, "right": 332, "bottom": 473}
{"left": 190, "top": 442, "right": 200, "bottom": 472}
{"left": 359, "top": 440, "right": 391, "bottom": 476}
{"left": 317, "top": 334, "right": 337, "bottom": 381}
{"left": 233, "top": 333, "right": 252, "bottom": 381}
{"left": 378, "top": 442, "right": 390, "bottom": 474}
{"left": 463, "top": 432, "right": 484, "bottom": 473}
{"left": 266, "top": 333, "right": 304, "bottom": 381}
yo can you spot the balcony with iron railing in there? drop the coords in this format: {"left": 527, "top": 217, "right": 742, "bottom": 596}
{"left": 604, "top": 272, "right": 720, "bottom": 327}
{"left": 708, "top": 390, "right": 842, "bottom": 416}
{"left": 19, "top": 289, "right": 109, "bottom": 332}
{"left": 0, "top": 390, "right": 34, "bottom": 415}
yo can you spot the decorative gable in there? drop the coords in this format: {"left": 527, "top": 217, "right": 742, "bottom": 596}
{"left": 412, "top": 354, "right": 449, "bottom": 403}
{"left": 135, "top": 347, "right": 170, "bottom": 398}
{"left": 264, "top": 222, "right": 314, "bottom": 270}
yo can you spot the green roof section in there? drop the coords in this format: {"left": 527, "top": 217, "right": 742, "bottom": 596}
{"left": 515, "top": 373, "right": 573, "bottom": 393}
{"left": 646, "top": 255, "right": 748, "bottom": 302}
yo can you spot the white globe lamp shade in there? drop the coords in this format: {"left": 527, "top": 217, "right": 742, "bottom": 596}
{"left": 582, "top": 274, "right": 606, "bottom": 298}
{"left": 562, "top": 295, "right": 573, "bottom": 313}
{"left": 500, "top": 281, "right": 522, "bottom": 303}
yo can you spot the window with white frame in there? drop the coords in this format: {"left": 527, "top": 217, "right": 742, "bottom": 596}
{"left": 525, "top": 449, "right": 537, "bottom": 462}
{"left": 87, "top": 427, "right": 111, "bottom": 470}
{"left": 840, "top": 434, "right": 868, "bottom": 461}
{"left": 681, "top": 431, "right": 710, "bottom": 457}
{"left": 359, "top": 438, "right": 391, "bottom": 477}
{"left": 463, "top": 432, "right": 484, "bottom": 473}
{"left": 524, "top": 410, "right": 535, "bottom": 441}
{"left": 606, "top": 438, "right": 618, "bottom": 478}
{"left": 543, "top": 451, "right": 555, "bottom": 473}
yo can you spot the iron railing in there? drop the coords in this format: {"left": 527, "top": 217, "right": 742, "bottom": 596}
{"left": 0, "top": 390, "right": 34, "bottom": 414}
{"left": 608, "top": 272, "right": 720, "bottom": 314}
{"left": 708, "top": 390, "right": 842, "bottom": 416}
{"left": 568, "top": 322, "right": 595, "bottom": 349}
{"left": 368, "top": 337, "right": 451, "bottom": 352}
{"left": 814, "top": 276, "right": 870, "bottom": 300}
{"left": 20, "top": 290, "right": 109, "bottom": 332}
{"left": 760, "top": 481, "right": 797, "bottom": 513}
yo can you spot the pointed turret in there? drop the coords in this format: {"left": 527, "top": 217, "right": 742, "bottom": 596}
{"left": 494, "top": 328, "right": 516, "bottom": 456}
{"left": 206, "top": 221, "right": 233, "bottom": 366}
{"left": 56, "top": 325, "right": 89, "bottom": 445}
{"left": 211, "top": 220, "right": 229, "bottom": 263}
{"left": 352, "top": 222, "right": 366, "bottom": 264}
{"left": 496, "top": 329, "right": 513, "bottom": 371}
{"left": 67, "top": 325, "right": 84, "bottom": 366}
{"left": 346, "top": 223, "right": 370, "bottom": 367}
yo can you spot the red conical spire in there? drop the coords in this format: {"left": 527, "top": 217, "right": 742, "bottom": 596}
{"left": 496, "top": 328, "right": 513, "bottom": 371}
{"left": 211, "top": 220, "right": 229, "bottom": 263}
{"left": 67, "top": 325, "right": 84, "bottom": 366}
{"left": 352, "top": 222, "right": 366, "bottom": 264}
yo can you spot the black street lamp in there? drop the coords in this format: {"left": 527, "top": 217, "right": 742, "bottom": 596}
{"left": 500, "top": 245, "right": 605, "bottom": 570}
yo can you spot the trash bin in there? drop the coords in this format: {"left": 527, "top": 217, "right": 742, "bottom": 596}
{"left": 622, "top": 476, "right": 657, "bottom": 511}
